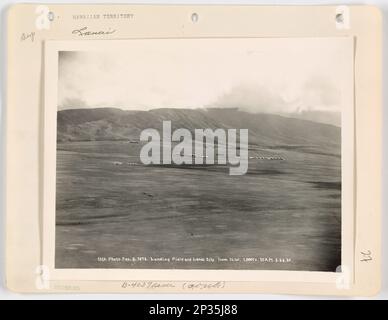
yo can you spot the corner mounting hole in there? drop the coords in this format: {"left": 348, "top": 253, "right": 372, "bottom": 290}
{"left": 191, "top": 13, "right": 199, "bottom": 23}
{"left": 336, "top": 13, "right": 344, "bottom": 24}
{"left": 48, "top": 11, "right": 55, "bottom": 21}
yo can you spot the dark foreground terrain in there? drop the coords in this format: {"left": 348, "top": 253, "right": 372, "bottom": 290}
{"left": 55, "top": 141, "right": 341, "bottom": 270}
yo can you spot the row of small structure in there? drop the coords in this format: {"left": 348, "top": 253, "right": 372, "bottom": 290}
{"left": 249, "top": 156, "right": 285, "bottom": 161}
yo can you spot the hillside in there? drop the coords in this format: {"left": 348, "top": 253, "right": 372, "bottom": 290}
{"left": 57, "top": 107, "right": 341, "bottom": 155}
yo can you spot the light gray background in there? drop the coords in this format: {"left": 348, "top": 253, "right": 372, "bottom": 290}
{"left": 0, "top": 0, "right": 386, "bottom": 300}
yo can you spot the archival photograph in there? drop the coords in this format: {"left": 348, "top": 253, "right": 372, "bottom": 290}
{"left": 54, "top": 38, "right": 351, "bottom": 271}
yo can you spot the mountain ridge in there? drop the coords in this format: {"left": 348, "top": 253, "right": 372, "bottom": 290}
{"left": 57, "top": 107, "right": 340, "bottom": 155}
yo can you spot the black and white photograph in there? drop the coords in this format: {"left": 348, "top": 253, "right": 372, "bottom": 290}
{"left": 54, "top": 38, "right": 351, "bottom": 272}
{"left": 3, "top": 1, "right": 386, "bottom": 299}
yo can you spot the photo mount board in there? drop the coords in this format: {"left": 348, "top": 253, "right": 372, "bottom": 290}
{"left": 5, "top": 4, "right": 382, "bottom": 295}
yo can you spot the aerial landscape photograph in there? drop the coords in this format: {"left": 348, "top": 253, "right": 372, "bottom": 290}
{"left": 54, "top": 38, "right": 347, "bottom": 271}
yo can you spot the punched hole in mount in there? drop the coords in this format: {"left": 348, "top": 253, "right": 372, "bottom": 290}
{"left": 191, "top": 13, "right": 199, "bottom": 23}
{"left": 335, "top": 6, "right": 350, "bottom": 30}
{"left": 48, "top": 11, "right": 55, "bottom": 21}
{"left": 336, "top": 13, "right": 344, "bottom": 24}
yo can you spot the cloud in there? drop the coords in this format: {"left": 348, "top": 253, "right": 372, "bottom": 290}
{"left": 301, "top": 76, "right": 341, "bottom": 111}
{"left": 59, "top": 97, "right": 88, "bottom": 109}
{"left": 57, "top": 38, "right": 349, "bottom": 113}
{"left": 212, "top": 84, "right": 288, "bottom": 114}
{"left": 212, "top": 74, "right": 342, "bottom": 115}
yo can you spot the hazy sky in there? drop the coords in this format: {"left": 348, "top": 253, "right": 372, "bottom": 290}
{"left": 58, "top": 38, "right": 352, "bottom": 113}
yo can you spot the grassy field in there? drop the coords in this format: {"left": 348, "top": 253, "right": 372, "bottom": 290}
{"left": 55, "top": 140, "right": 341, "bottom": 271}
